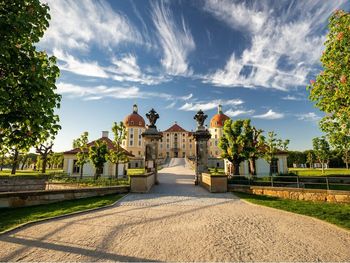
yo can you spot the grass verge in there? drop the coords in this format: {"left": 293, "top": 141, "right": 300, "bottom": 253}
{"left": 289, "top": 168, "right": 350, "bottom": 176}
{"left": 234, "top": 191, "right": 350, "bottom": 230}
{"left": 0, "top": 194, "right": 124, "bottom": 233}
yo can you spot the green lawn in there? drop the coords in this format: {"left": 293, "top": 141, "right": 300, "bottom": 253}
{"left": 209, "top": 168, "right": 225, "bottom": 175}
{"left": 127, "top": 168, "right": 145, "bottom": 175}
{"left": 289, "top": 168, "right": 350, "bottom": 176}
{"left": 0, "top": 169, "right": 64, "bottom": 177}
{"left": 0, "top": 194, "right": 124, "bottom": 233}
{"left": 234, "top": 192, "right": 350, "bottom": 230}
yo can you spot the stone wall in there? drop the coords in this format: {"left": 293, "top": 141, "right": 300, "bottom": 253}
{"left": 201, "top": 173, "right": 228, "bottom": 193}
{"left": 130, "top": 172, "right": 155, "bottom": 193}
{"left": 0, "top": 186, "right": 129, "bottom": 208}
{"left": 0, "top": 177, "right": 47, "bottom": 192}
{"left": 229, "top": 184, "right": 350, "bottom": 203}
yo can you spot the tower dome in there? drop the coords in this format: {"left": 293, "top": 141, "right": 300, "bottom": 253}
{"left": 210, "top": 105, "right": 230, "bottom": 128}
{"left": 123, "top": 104, "right": 145, "bottom": 127}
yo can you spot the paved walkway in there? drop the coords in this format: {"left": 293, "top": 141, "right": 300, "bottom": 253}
{"left": 0, "top": 163, "right": 350, "bottom": 261}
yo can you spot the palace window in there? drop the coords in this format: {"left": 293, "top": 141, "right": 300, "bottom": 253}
{"left": 183, "top": 133, "right": 185, "bottom": 137}
{"left": 183, "top": 144, "right": 185, "bottom": 148}
{"left": 190, "top": 144, "right": 192, "bottom": 149}
{"left": 138, "top": 141, "right": 141, "bottom": 146}
{"left": 130, "top": 121, "right": 134, "bottom": 125}
{"left": 167, "top": 144, "right": 169, "bottom": 149}
{"left": 138, "top": 151, "right": 141, "bottom": 156}
{"left": 129, "top": 141, "right": 133, "bottom": 146}
{"left": 166, "top": 152, "right": 170, "bottom": 157}
{"left": 72, "top": 160, "right": 80, "bottom": 174}
{"left": 167, "top": 138, "right": 169, "bottom": 143}
{"left": 215, "top": 141, "right": 218, "bottom": 146}
{"left": 183, "top": 139, "right": 185, "bottom": 142}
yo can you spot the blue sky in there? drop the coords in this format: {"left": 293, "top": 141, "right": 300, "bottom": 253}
{"left": 38, "top": 0, "right": 349, "bottom": 152}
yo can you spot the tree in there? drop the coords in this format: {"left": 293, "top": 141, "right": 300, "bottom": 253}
{"left": 264, "top": 131, "right": 289, "bottom": 176}
{"left": 89, "top": 140, "right": 109, "bottom": 179}
{"left": 329, "top": 132, "right": 350, "bottom": 169}
{"left": 0, "top": 142, "right": 8, "bottom": 171}
{"left": 219, "top": 119, "right": 250, "bottom": 175}
{"left": 48, "top": 152, "right": 63, "bottom": 169}
{"left": 312, "top": 136, "right": 330, "bottom": 174}
{"left": 73, "top": 132, "right": 89, "bottom": 179}
{"left": 0, "top": 0, "right": 61, "bottom": 174}
{"left": 110, "top": 122, "right": 128, "bottom": 178}
{"left": 306, "top": 151, "right": 315, "bottom": 168}
{"left": 35, "top": 142, "right": 53, "bottom": 174}
{"left": 308, "top": 10, "right": 350, "bottom": 137}
{"left": 242, "top": 121, "right": 265, "bottom": 176}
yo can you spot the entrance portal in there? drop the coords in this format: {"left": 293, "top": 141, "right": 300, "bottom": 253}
{"left": 174, "top": 152, "right": 178, "bottom": 158}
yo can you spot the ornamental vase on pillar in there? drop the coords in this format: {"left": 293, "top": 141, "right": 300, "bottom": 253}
{"left": 142, "top": 108, "right": 162, "bottom": 184}
{"left": 193, "top": 109, "right": 211, "bottom": 185}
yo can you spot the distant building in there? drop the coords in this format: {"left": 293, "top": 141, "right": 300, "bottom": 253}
{"left": 63, "top": 131, "right": 133, "bottom": 177}
{"left": 158, "top": 122, "right": 195, "bottom": 158}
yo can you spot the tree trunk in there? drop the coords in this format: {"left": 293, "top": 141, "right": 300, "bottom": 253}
{"left": 11, "top": 150, "right": 19, "bottom": 175}
{"left": 233, "top": 162, "right": 240, "bottom": 175}
{"left": 80, "top": 165, "right": 84, "bottom": 179}
{"left": 249, "top": 158, "right": 257, "bottom": 176}
{"left": 20, "top": 156, "right": 28, "bottom": 170}
{"left": 41, "top": 155, "right": 47, "bottom": 174}
{"left": 94, "top": 166, "right": 102, "bottom": 179}
{"left": 321, "top": 162, "right": 324, "bottom": 174}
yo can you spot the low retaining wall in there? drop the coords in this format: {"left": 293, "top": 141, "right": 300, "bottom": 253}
{"left": 0, "top": 177, "right": 47, "bottom": 192}
{"left": 229, "top": 184, "right": 350, "bottom": 203}
{"left": 0, "top": 186, "right": 129, "bottom": 208}
{"left": 201, "top": 173, "right": 227, "bottom": 193}
{"left": 130, "top": 172, "right": 155, "bottom": 193}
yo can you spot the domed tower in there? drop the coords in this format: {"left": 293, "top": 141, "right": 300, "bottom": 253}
{"left": 209, "top": 105, "right": 230, "bottom": 158}
{"left": 122, "top": 104, "right": 146, "bottom": 158}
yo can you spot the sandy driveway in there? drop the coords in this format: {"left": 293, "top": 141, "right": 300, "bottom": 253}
{"left": 0, "top": 164, "right": 350, "bottom": 262}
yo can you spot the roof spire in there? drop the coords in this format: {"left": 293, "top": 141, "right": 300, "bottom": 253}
{"left": 218, "top": 104, "right": 223, "bottom": 114}
{"left": 133, "top": 104, "right": 138, "bottom": 114}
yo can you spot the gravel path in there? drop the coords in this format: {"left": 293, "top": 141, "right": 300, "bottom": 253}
{"left": 0, "top": 163, "right": 350, "bottom": 262}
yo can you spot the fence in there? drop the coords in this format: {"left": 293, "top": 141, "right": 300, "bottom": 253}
{"left": 228, "top": 175, "right": 350, "bottom": 191}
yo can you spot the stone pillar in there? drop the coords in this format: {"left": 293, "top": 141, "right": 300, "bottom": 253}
{"left": 142, "top": 109, "right": 162, "bottom": 184}
{"left": 193, "top": 110, "right": 211, "bottom": 185}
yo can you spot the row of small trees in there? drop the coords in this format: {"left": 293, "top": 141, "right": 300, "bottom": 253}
{"left": 73, "top": 122, "right": 127, "bottom": 179}
{"left": 0, "top": 151, "right": 63, "bottom": 172}
{"left": 219, "top": 119, "right": 289, "bottom": 176}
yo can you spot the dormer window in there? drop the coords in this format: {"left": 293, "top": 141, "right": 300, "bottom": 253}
{"left": 139, "top": 121, "right": 142, "bottom": 125}
{"left": 131, "top": 121, "right": 134, "bottom": 125}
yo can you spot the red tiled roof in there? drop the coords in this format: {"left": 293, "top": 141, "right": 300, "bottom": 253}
{"left": 163, "top": 123, "right": 188, "bottom": 133}
{"left": 124, "top": 113, "right": 145, "bottom": 127}
{"left": 210, "top": 113, "right": 230, "bottom": 128}
{"left": 63, "top": 137, "right": 134, "bottom": 156}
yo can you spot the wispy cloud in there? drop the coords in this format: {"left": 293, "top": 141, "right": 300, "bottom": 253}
{"left": 53, "top": 49, "right": 109, "bottom": 78}
{"left": 254, "top": 109, "right": 284, "bottom": 120}
{"left": 203, "top": 0, "right": 346, "bottom": 90}
{"left": 179, "top": 99, "right": 243, "bottom": 111}
{"left": 225, "top": 109, "right": 254, "bottom": 117}
{"left": 282, "top": 95, "right": 305, "bottom": 101}
{"left": 54, "top": 50, "right": 168, "bottom": 85}
{"left": 296, "top": 112, "right": 321, "bottom": 122}
{"left": 57, "top": 82, "right": 192, "bottom": 102}
{"left": 41, "top": 0, "right": 142, "bottom": 52}
{"left": 152, "top": 1, "right": 195, "bottom": 75}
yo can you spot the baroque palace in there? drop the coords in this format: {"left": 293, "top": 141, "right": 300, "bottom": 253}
{"left": 122, "top": 104, "right": 228, "bottom": 168}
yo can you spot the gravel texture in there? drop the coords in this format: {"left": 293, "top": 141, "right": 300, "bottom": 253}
{"left": 0, "top": 163, "right": 350, "bottom": 262}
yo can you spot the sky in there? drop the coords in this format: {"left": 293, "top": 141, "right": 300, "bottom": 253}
{"left": 37, "top": 0, "right": 350, "bottom": 152}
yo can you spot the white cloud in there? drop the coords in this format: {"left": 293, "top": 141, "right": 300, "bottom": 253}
{"left": 165, "top": 102, "right": 176, "bottom": 109}
{"left": 203, "top": 0, "right": 346, "bottom": 90}
{"left": 40, "top": 0, "right": 142, "bottom": 51}
{"left": 57, "top": 82, "right": 192, "bottom": 102}
{"left": 225, "top": 109, "right": 254, "bottom": 117}
{"left": 107, "top": 54, "right": 169, "bottom": 85}
{"left": 53, "top": 50, "right": 168, "bottom": 85}
{"left": 179, "top": 99, "right": 243, "bottom": 111}
{"left": 152, "top": 1, "right": 195, "bottom": 75}
{"left": 282, "top": 95, "right": 305, "bottom": 101}
{"left": 254, "top": 109, "right": 284, "bottom": 120}
{"left": 53, "top": 49, "right": 109, "bottom": 78}
{"left": 296, "top": 112, "right": 321, "bottom": 122}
